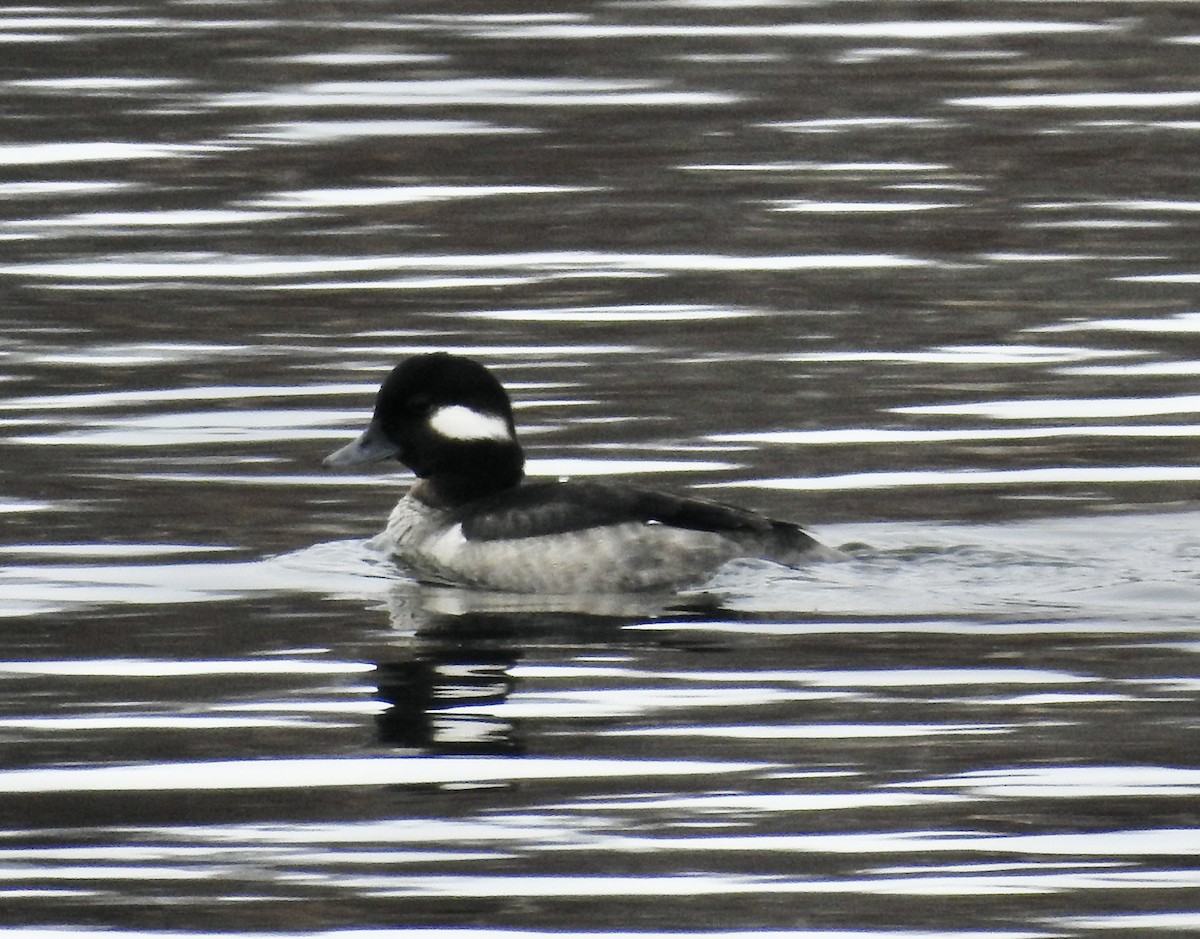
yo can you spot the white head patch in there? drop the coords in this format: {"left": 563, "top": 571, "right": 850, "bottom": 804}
{"left": 428, "top": 404, "right": 513, "bottom": 442}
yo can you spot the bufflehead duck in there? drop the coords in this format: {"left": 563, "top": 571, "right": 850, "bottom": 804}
{"left": 325, "top": 352, "right": 839, "bottom": 592}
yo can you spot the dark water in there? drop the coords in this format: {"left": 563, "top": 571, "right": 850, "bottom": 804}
{"left": 3, "top": 2, "right": 1200, "bottom": 935}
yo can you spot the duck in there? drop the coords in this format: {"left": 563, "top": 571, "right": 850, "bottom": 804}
{"left": 324, "top": 352, "right": 840, "bottom": 593}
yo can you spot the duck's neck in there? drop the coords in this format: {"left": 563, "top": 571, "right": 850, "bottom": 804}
{"left": 415, "top": 441, "right": 524, "bottom": 507}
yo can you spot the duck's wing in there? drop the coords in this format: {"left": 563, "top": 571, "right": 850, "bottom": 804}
{"left": 456, "top": 479, "right": 794, "bottom": 542}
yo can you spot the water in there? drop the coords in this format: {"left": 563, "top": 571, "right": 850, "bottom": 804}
{"left": 2, "top": 2, "right": 1200, "bottom": 935}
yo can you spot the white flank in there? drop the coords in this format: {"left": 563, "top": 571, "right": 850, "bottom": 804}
{"left": 428, "top": 404, "right": 512, "bottom": 442}
{"left": 428, "top": 522, "right": 469, "bottom": 565}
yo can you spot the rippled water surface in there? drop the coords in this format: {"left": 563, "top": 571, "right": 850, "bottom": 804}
{"left": 3, "top": 2, "right": 1200, "bottom": 936}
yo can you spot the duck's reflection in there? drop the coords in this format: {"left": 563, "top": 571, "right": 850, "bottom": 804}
{"left": 370, "top": 582, "right": 715, "bottom": 756}
{"left": 374, "top": 653, "right": 522, "bottom": 755}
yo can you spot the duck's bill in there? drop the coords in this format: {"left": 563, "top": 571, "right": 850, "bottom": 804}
{"left": 323, "top": 420, "right": 400, "bottom": 467}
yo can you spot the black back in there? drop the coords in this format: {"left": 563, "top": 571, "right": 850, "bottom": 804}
{"left": 455, "top": 479, "right": 794, "bottom": 542}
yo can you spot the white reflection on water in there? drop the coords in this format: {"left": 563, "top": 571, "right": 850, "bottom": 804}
{"left": 1031, "top": 198, "right": 1200, "bottom": 213}
{"left": 221, "top": 700, "right": 388, "bottom": 715}
{"left": 0, "top": 142, "right": 226, "bottom": 165}
{"left": 11, "top": 408, "right": 363, "bottom": 447}
{"left": 895, "top": 394, "right": 1200, "bottom": 419}
{"left": 1057, "top": 912, "right": 1200, "bottom": 931}
{"left": 0, "top": 181, "right": 138, "bottom": 197}
{"left": 568, "top": 792, "right": 951, "bottom": 813}
{"left": 1119, "top": 271, "right": 1200, "bottom": 283}
{"left": 897, "top": 766, "right": 1200, "bottom": 798}
{"left": 1024, "top": 219, "right": 1168, "bottom": 230}
{"left": 576, "top": 828, "right": 1200, "bottom": 858}
{"left": 272, "top": 52, "right": 447, "bottom": 66}
{"left": 889, "top": 829, "right": 1200, "bottom": 858}
{"left": 0, "top": 16, "right": 165, "bottom": 32}
{"left": 0, "top": 383, "right": 370, "bottom": 410}
{"left": 682, "top": 161, "right": 951, "bottom": 173}
{"left": 1, "top": 250, "right": 929, "bottom": 281}
{"left": 724, "top": 466, "right": 1200, "bottom": 491}
{"left": 527, "top": 457, "right": 738, "bottom": 477}
{"left": 770, "top": 200, "right": 960, "bottom": 213}
{"left": 0, "top": 33, "right": 68, "bottom": 45}
{"left": 0, "top": 866, "right": 200, "bottom": 882}
{"left": 0, "top": 716, "right": 319, "bottom": 730}
{"left": 0, "top": 756, "right": 763, "bottom": 793}
{"left": 217, "top": 868, "right": 1200, "bottom": 897}
{"left": 251, "top": 184, "right": 591, "bottom": 208}
{"left": 712, "top": 425, "right": 1200, "bottom": 445}
{"left": 623, "top": 618, "right": 1195, "bottom": 638}
{"left": 457, "top": 688, "right": 843, "bottom": 721}
{"left": 1058, "top": 361, "right": 1200, "bottom": 376}
{"left": 951, "top": 91, "right": 1200, "bottom": 109}
{"left": 0, "top": 498, "right": 55, "bottom": 514}
{"left": 608, "top": 722, "right": 1014, "bottom": 739}
{"left": 981, "top": 252, "right": 1123, "bottom": 263}
{"left": 1037, "top": 311, "right": 1200, "bottom": 333}
{"left": 233, "top": 119, "right": 534, "bottom": 142}
{"left": 14, "top": 342, "right": 255, "bottom": 366}
{"left": 768, "top": 116, "right": 952, "bottom": 133}
{"left": 3, "top": 209, "right": 302, "bottom": 233}
{"left": 0, "top": 844, "right": 490, "bottom": 864}
{"left": 212, "top": 78, "right": 741, "bottom": 109}
{"left": 472, "top": 303, "right": 755, "bottom": 322}
{"left": 8, "top": 77, "right": 188, "bottom": 92}
{"left": 687, "top": 668, "right": 1090, "bottom": 688}
{"left": 267, "top": 275, "right": 562, "bottom": 291}
{"left": 0, "top": 659, "right": 373, "bottom": 677}
{"left": 782, "top": 344, "right": 1140, "bottom": 364}
{"left": 463, "top": 20, "right": 1118, "bottom": 40}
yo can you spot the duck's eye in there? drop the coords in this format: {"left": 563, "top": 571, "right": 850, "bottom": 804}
{"left": 407, "top": 393, "right": 432, "bottom": 415}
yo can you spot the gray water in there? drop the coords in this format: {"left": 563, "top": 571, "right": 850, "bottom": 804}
{"left": 3, "top": 2, "right": 1200, "bottom": 936}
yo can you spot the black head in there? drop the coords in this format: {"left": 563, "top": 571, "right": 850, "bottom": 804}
{"left": 324, "top": 352, "right": 524, "bottom": 503}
